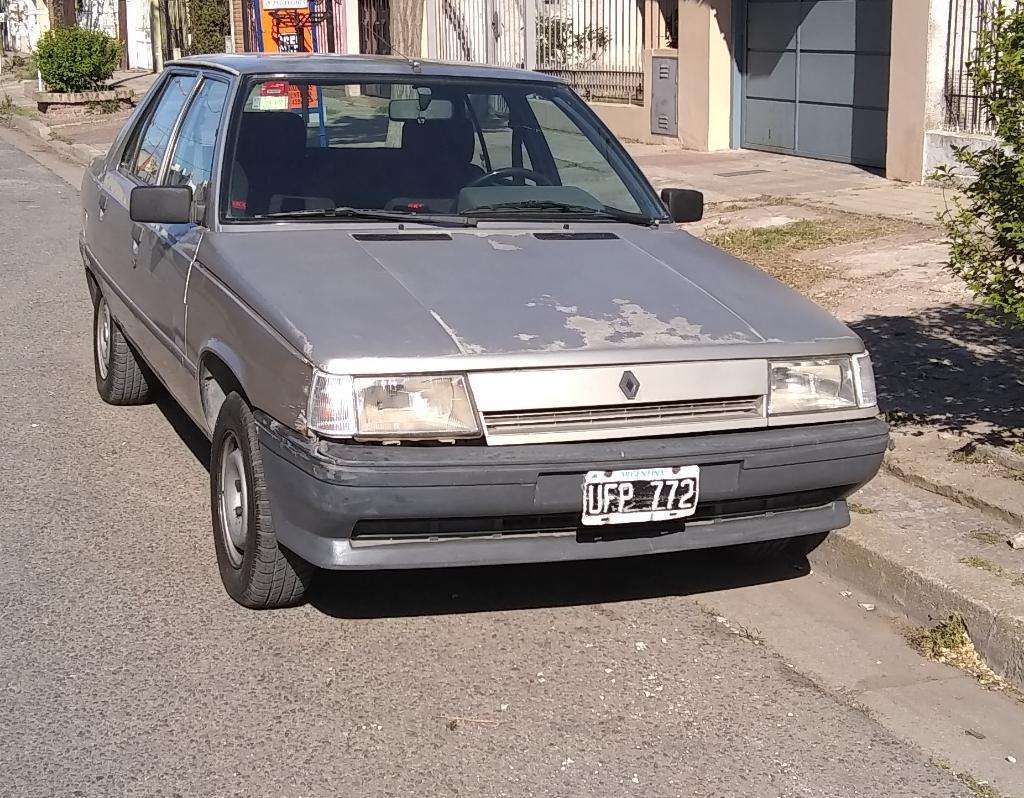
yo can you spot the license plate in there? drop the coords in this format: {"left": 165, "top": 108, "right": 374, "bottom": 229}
{"left": 581, "top": 466, "right": 700, "bottom": 526}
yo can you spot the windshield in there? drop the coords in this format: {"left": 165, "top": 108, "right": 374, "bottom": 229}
{"left": 223, "top": 77, "right": 662, "bottom": 222}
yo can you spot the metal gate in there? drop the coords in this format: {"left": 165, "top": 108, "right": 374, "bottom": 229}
{"left": 426, "top": 0, "right": 644, "bottom": 104}
{"left": 742, "top": 0, "right": 892, "bottom": 168}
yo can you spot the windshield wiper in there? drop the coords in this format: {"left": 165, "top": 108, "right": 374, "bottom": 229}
{"left": 250, "top": 206, "right": 478, "bottom": 227}
{"left": 464, "top": 200, "right": 656, "bottom": 226}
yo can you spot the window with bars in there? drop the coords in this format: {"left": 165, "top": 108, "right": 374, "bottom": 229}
{"left": 944, "top": 0, "right": 998, "bottom": 134}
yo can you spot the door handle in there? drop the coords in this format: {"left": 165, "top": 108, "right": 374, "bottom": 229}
{"left": 97, "top": 192, "right": 107, "bottom": 220}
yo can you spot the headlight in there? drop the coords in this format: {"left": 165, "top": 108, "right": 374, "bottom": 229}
{"left": 852, "top": 352, "right": 877, "bottom": 408}
{"left": 769, "top": 357, "right": 860, "bottom": 415}
{"left": 308, "top": 371, "right": 480, "bottom": 439}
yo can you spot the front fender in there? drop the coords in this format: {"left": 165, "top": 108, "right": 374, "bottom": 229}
{"left": 186, "top": 262, "right": 313, "bottom": 435}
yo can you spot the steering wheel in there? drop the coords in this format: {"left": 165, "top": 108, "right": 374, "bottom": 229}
{"left": 467, "top": 166, "right": 553, "bottom": 188}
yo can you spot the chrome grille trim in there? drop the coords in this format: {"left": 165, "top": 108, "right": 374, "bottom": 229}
{"left": 482, "top": 396, "right": 765, "bottom": 444}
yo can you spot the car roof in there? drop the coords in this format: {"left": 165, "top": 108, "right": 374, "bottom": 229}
{"left": 165, "top": 53, "right": 565, "bottom": 84}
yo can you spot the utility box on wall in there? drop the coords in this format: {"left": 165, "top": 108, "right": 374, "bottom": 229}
{"left": 651, "top": 55, "right": 678, "bottom": 137}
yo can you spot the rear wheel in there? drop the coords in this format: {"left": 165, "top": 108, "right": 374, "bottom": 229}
{"left": 211, "top": 392, "right": 315, "bottom": 609}
{"left": 93, "top": 293, "right": 154, "bottom": 405}
{"left": 732, "top": 532, "right": 830, "bottom": 562}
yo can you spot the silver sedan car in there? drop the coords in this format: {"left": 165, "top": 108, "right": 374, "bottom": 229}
{"left": 80, "top": 54, "right": 888, "bottom": 608}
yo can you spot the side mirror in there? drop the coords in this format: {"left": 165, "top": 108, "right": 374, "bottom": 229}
{"left": 129, "top": 185, "right": 193, "bottom": 224}
{"left": 660, "top": 188, "right": 704, "bottom": 223}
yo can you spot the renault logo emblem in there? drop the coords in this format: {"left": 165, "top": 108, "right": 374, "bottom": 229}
{"left": 619, "top": 370, "right": 640, "bottom": 400}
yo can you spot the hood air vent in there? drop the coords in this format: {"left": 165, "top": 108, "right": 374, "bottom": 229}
{"left": 533, "top": 232, "right": 620, "bottom": 241}
{"left": 353, "top": 233, "right": 452, "bottom": 242}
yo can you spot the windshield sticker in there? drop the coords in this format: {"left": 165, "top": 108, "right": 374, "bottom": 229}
{"left": 255, "top": 95, "right": 289, "bottom": 111}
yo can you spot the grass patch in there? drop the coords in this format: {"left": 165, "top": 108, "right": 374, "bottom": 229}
{"left": 948, "top": 443, "right": 992, "bottom": 465}
{"left": 960, "top": 556, "right": 1024, "bottom": 587}
{"left": 705, "top": 214, "right": 908, "bottom": 294}
{"left": 1013, "top": 442, "right": 1024, "bottom": 457}
{"left": 848, "top": 502, "right": 876, "bottom": 515}
{"left": 969, "top": 529, "right": 1005, "bottom": 546}
{"left": 911, "top": 614, "right": 1008, "bottom": 690}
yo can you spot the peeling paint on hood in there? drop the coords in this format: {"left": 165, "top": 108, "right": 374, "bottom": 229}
{"left": 532, "top": 295, "right": 754, "bottom": 349}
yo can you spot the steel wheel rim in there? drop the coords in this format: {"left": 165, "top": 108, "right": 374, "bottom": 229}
{"left": 218, "top": 432, "right": 248, "bottom": 568}
{"left": 96, "top": 298, "right": 111, "bottom": 380}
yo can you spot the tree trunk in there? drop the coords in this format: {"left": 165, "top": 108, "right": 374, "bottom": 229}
{"left": 388, "top": 0, "right": 424, "bottom": 57}
{"left": 46, "top": 0, "right": 76, "bottom": 27}
{"left": 43, "top": 0, "right": 64, "bottom": 27}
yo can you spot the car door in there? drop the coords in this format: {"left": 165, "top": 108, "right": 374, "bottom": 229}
{"left": 135, "top": 74, "right": 230, "bottom": 404}
{"left": 98, "top": 71, "right": 199, "bottom": 379}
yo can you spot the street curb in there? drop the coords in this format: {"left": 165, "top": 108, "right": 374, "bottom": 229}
{"left": 883, "top": 457, "right": 1024, "bottom": 530}
{"left": 976, "top": 442, "right": 1024, "bottom": 474}
{"left": 811, "top": 524, "right": 1024, "bottom": 690}
{"left": 5, "top": 113, "right": 100, "bottom": 168}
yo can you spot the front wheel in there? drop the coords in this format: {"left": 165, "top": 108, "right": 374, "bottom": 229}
{"left": 211, "top": 392, "right": 315, "bottom": 608}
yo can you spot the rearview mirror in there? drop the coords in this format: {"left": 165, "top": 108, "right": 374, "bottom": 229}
{"left": 660, "top": 188, "right": 704, "bottom": 223}
{"left": 130, "top": 185, "right": 193, "bottom": 224}
{"left": 388, "top": 98, "right": 454, "bottom": 122}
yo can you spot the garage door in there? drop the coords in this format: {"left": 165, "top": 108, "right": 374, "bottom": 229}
{"left": 742, "top": 0, "right": 891, "bottom": 168}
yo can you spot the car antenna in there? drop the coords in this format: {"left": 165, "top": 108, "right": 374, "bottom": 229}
{"left": 371, "top": 29, "right": 422, "bottom": 73}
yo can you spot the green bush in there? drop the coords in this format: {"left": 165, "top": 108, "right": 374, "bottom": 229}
{"left": 35, "top": 26, "right": 122, "bottom": 93}
{"left": 187, "top": 0, "right": 229, "bottom": 55}
{"left": 933, "top": 5, "right": 1024, "bottom": 325}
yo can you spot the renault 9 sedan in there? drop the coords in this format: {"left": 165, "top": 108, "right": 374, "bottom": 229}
{"left": 80, "top": 54, "right": 888, "bottom": 609}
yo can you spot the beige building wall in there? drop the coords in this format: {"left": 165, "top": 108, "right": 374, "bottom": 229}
{"left": 886, "top": 0, "right": 954, "bottom": 182}
{"left": 886, "top": 0, "right": 932, "bottom": 181}
{"left": 590, "top": 0, "right": 734, "bottom": 151}
{"left": 677, "top": 0, "right": 733, "bottom": 151}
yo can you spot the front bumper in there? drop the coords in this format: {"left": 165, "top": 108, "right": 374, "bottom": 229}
{"left": 257, "top": 414, "right": 889, "bottom": 569}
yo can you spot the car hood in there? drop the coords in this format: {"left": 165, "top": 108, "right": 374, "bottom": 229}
{"left": 200, "top": 224, "right": 862, "bottom": 370}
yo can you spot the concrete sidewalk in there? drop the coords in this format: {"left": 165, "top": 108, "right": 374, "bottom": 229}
{"left": 626, "top": 143, "right": 948, "bottom": 226}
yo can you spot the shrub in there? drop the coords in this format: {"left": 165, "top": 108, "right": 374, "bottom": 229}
{"left": 932, "top": 5, "right": 1024, "bottom": 325}
{"left": 35, "top": 26, "right": 122, "bottom": 93}
{"left": 187, "top": 0, "right": 229, "bottom": 55}
{"left": 536, "top": 17, "right": 610, "bottom": 66}
{"left": 6, "top": 51, "right": 39, "bottom": 82}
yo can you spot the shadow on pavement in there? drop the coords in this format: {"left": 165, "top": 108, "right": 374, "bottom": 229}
{"left": 309, "top": 548, "right": 809, "bottom": 619}
{"left": 851, "top": 303, "right": 1024, "bottom": 445}
{"left": 157, "top": 393, "right": 211, "bottom": 470}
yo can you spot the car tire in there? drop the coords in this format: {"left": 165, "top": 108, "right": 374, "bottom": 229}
{"left": 211, "top": 392, "right": 315, "bottom": 609}
{"left": 732, "top": 532, "right": 830, "bottom": 562}
{"left": 93, "top": 293, "right": 154, "bottom": 405}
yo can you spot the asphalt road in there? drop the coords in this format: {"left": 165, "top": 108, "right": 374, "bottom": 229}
{"left": 0, "top": 137, "right": 980, "bottom": 797}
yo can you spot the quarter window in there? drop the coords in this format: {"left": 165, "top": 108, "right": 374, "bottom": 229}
{"left": 122, "top": 74, "right": 197, "bottom": 185}
{"left": 165, "top": 79, "right": 229, "bottom": 195}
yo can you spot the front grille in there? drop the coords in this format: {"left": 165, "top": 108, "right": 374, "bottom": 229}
{"left": 483, "top": 396, "right": 764, "bottom": 440}
{"left": 349, "top": 486, "right": 852, "bottom": 545}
